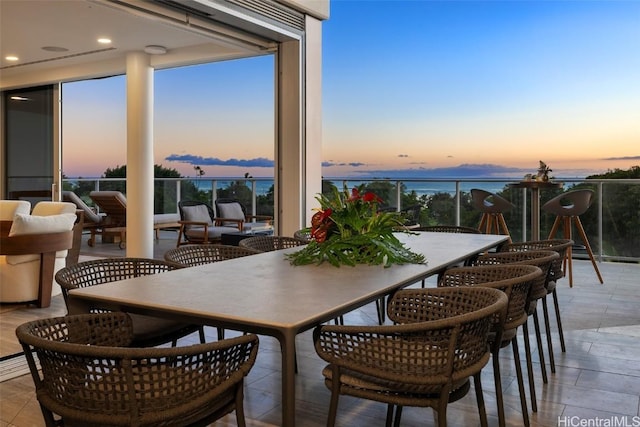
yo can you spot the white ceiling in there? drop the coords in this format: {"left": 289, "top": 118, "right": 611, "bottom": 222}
{"left": 0, "top": 0, "right": 276, "bottom": 89}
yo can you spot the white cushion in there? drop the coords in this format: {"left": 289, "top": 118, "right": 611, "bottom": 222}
{"left": 243, "top": 222, "right": 274, "bottom": 232}
{"left": 185, "top": 226, "right": 239, "bottom": 240}
{"left": 217, "top": 202, "right": 245, "bottom": 221}
{"left": 154, "top": 213, "right": 180, "bottom": 224}
{"left": 32, "top": 201, "right": 76, "bottom": 216}
{"left": 0, "top": 200, "right": 31, "bottom": 221}
{"left": 182, "top": 205, "right": 213, "bottom": 225}
{"left": 9, "top": 213, "right": 76, "bottom": 236}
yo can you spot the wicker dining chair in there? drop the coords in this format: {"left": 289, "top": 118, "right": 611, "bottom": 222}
{"left": 315, "top": 287, "right": 507, "bottom": 427}
{"left": 469, "top": 250, "right": 559, "bottom": 412}
{"left": 413, "top": 225, "right": 482, "bottom": 234}
{"left": 500, "top": 238, "right": 573, "bottom": 374}
{"left": 16, "top": 312, "right": 259, "bottom": 427}
{"left": 238, "top": 235, "right": 308, "bottom": 252}
{"left": 293, "top": 228, "right": 312, "bottom": 242}
{"left": 164, "top": 244, "right": 260, "bottom": 267}
{"left": 438, "top": 264, "right": 542, "bottom": 427}
{"left": 55, "top": 257, "right": 206, "bottom": 347}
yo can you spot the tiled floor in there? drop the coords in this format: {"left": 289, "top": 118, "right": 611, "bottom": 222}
{"left": 1, "top": 232, "right": 639, "bottom": 426}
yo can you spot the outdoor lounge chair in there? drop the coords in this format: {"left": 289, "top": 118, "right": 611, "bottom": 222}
{"left": 88, "top": 191, "right": 182, "bottom": 247}
{"left": 88, "top": 190, "right": 127, "bottom": 246}
{"left": 214, "top": 198, "right": 273, "bottom": 233}
{"left": 176, "top": 201, "right": 239, "bottom": 247}
{"left": 62, "top": 191, "right": 103, "bottom": 229}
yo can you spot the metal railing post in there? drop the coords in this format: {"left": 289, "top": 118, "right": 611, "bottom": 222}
{"left": 598, "top": 181, "right": 603, "bottom": 262}
{"left": 455, "top": 181, "right": 461, "bottom": 226}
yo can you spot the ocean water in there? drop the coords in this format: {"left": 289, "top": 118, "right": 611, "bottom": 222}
{"left": 196, "top": 179, "right": 511, "bottom": 198}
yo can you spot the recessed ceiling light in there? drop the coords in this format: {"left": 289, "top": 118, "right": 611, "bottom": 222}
{"left": 5, "top": 55, "right": 18, "bottom": 61}
{"left": 10, "top": 96, "right": 30, "bottom": 101}
{"left": 42, "top": 46, "right": 69, "bottom": 52}
{"left": 144, "top": 45, "right": 167, "bottom": 55}
{"left": 98, "top": 38, "right": 112, "bottom": 44}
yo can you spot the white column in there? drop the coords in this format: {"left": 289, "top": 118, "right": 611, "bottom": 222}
{"left": 304, "top": 17, "right": 323, "bottom": 224}
{"left": 126, "top": 52, "right": 154, "bottom": 258}
{"left": 276, "top": 16, "right": 323, "bottom": 235}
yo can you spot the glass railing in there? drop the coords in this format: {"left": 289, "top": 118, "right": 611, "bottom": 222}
{"left": 63, "top": 177, "right": 640, "bottom": 262}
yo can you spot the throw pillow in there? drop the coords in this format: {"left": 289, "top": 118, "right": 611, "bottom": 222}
{"left": 9, "top": 213, "right": 76, "bottom": 236}
{"left": 217, "top": 202, "right": 245, "bottom": 220}
{"left": 182, "top": 205, "right": 213, "bottom": 225}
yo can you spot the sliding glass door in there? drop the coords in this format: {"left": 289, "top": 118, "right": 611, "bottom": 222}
{"left": 2, "top": 84, "right": 60, "bottom": 202}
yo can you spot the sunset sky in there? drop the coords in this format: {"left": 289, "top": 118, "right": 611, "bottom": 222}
{"left": 62, "top": 0, "right": 640, "bottom": 179}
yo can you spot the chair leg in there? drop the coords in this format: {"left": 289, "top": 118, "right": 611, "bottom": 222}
{"left": 521, "top": 321, "right": 537, "bottom": 412}
{"left": 511, "top": 337, "right": 530, "bottom": 427}
{"left": 216, "top": 327, "right": 224, "bottom": 340}
{"left": 393, "top": 405, "right": 403, "bottom": 427}
{"left": 541, "top": 296, "right": 556, "bottom": 373}
{"left": 478, "top": 213, "right": 489, "bottom": 234}
{"left": 327, "top": 368, "right": 341, "bottom": 427}
{"left": 235, "top": 382, "right": 247, "bottom": 427}
{"left": 492, "top": 351, "right": 506, "bottom": 427}
{"left": 547, "top": 216, "right": 562, "bottom": 240}
{"left": 532, "top": 309, "right": 548, "bottom": 383}
{"left": 474, "top": 372, "right": 489, "bottom": 427}
{"left": 562, "top": 217, "right": 574, "bottom": 286}
{"left": 376, "top": 296, "right": 386, "bottom": 325}
{"left": 436, "top": 397, "right": 448, "bottom": 427}
{"left": 385, "top": 404, "right": 394, "bottom": 427}
{"left": 573, "top": 216, "right": 604, "bottom": 284}
{"left": 497, "top": 214, "right": 512, "bottom": 242}
{"left": 199, "top": 326, "right": 207, "bottom": 343}
{"left": 552, "top": 288, "right": 567, "bottom": 353}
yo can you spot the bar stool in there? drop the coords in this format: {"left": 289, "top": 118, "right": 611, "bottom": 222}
{"left": 471, "top": 189, "right": 513, "bottom": 241}
{"left": 542, "top": 189, "right": 604, "bottom": 286}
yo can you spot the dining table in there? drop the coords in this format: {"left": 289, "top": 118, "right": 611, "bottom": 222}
{"left": 509, "top": 180, "right": 563, "bottom": 241}
{"left": 68, "top": 231, "right": 509, "bottom": 427}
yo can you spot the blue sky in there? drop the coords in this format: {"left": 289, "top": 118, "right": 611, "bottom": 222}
{"left": 63, "top": 0, "right": 640, "bottom": 179}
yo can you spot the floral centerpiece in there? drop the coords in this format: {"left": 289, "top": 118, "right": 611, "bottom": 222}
{"left": 286, "top": 185, "right": 426, "bottom": 267}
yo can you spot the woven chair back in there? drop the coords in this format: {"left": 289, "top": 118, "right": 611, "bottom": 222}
{"left": 16, "top": 312, "right": 259, "bottom": 427}
{"left": 316, "top": 286, "right": 507, "bottom": 391}
{"left": 314, "top": 287, "right": 507, "bottom": 426}
{"left": 414, "top": 225, "right": 481, "bottom": 234}
{"left": 439, "top": 264, "right": 542, "bottom": 334}
{"left": 164, "top": 244, "right": 259, "bottom": 267}
{"left": 471, "top": 250, "right": 559, "bottom": 302}
{"left": 239, "top": 235, "right": 307, "bottom": 252}
{"left": 55, "top": 258, "right": 181, "bottom": 307}
{"left": 501, "top": 239, "right": 573, "bottom": 285}
{"left": 293, "top": 229, "right": 312, "bottom": 242}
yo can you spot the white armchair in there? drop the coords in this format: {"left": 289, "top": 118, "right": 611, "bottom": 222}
{"left": 0, "top": 200, "right": 31, "bottom": 220}
{"left": 0, "top": 201, "right": 76, "bottom": 307}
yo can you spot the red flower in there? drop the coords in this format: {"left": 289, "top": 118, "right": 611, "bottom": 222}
{"left": 362, "top": 192, "right": 382, "bottom": 203}
{"left": 310, "top": 209, "right": 333, "bottom": 243}
{"left": 348, "top": 187, "right": 361, "bottom": 202}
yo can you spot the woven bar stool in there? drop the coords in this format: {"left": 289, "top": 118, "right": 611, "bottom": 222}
{"left": 542, "top": 189, "right": 604, "bottom": 286}
{"left": 471, "top": 189, "right": 513, "bottom": 242}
